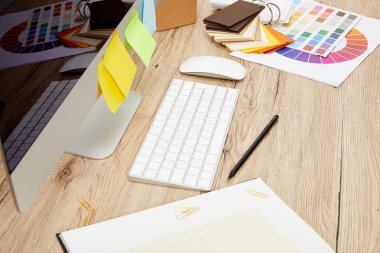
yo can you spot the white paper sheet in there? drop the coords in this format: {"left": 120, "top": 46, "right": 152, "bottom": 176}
{"left": 59, "top": 178, "right": 334, "bottom": 253}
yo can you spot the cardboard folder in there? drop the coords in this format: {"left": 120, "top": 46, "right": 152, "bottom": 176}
{"left": 156, "top": 0, "right": 197, "bottom": 31}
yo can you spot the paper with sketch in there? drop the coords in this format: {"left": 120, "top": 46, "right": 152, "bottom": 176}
{"left": 58, "top": 178, "right": 334, "bottom": 253}
{"left": 127, "top": 209, "right": 301, "bottom": 253}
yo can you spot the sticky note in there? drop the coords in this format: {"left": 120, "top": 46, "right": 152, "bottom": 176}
{"left": 142, "top": 0, "right": 156, "bottom": 34}
{"left": 103, "top": 30, "right": 137, "bottom": 98}
{"left": 97, "top": 61, "right": 125, "bottom": 114}
{"left": 125, "top": 11, "right": 156, "bottom": 66}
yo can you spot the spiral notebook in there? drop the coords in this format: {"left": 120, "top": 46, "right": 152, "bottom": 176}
{"left": 58, "top": 178, "right": 334, "bottom": 253}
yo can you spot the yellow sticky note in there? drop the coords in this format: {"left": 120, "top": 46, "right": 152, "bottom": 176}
{"left": 97, "top": 60, "right": 125, "bottom": 113}
{"left": 103, "top": 30, "right": 137, "bottom": 98}
{"left": 125, "top": 11, "right": 156, "bottom": 66}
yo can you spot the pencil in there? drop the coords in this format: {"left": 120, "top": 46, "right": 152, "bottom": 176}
{"left": 228, "top": 115, "right": 279, "bottom": 179}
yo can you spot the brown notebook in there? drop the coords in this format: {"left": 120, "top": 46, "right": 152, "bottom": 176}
{"left": 204, "top": 0, "right": 264, "bottom": 29}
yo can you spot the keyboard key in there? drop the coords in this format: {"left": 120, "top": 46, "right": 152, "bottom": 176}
{"left": 146, "top": 134, "right": 159, "bottom": 142}
{"left": 188, "top": 167, "right": 201, "bottom": 176}
{"left": 176, "top": 160, "right": 189, "bottom": 170}
{"left": 191, "top": 159, "right": 202, "bottom": 168}
{"left": 148, "top": 161, "right": 160, "bottom": 171}
{"left": 151, "top": 154, "right": 163, "bottom": 163}
{"left": 193, "top": 151, "right": 206, "bottom": 161}
{"left": 140, "top": 148, "right": 153, "bottom": 157}
{"left": 209, "top": 120, "right": 229, "bottom": 155}
{"left": 166, "top": 153, "right": 178, "bottom": 161}
{"left": 182, "top": 146, "right": 194, "bottom": 154}
{"left": 204, "top": 163, "right": 215, "bottom": 172}
{"left": 179, "top": 153, "right": 191, "bottom": 162}
{"left": 157, "top": 169, "right": 172, "bottom": 181}
{"left": 198, "top": 179, "right": 212, "bottom": 189}
{"left": 184, "top": 175, "right": 197, "bottom": 186}
{"left": 144, "top": 169, "right": 158, "bottom": 179}
{"left": 163, "top": 160, "right": 175, "bottom": 169}
{"left": 171, "top": 169, "right": 186, "bottom": 183}
{"left": 136, "top": 155, "right": 149, "bottom": 164}
{"left": 130, "top": 163, "right": 145, "bottom": 176}
{"left": 201, "top": 171, "right": 213, "bottom": 180}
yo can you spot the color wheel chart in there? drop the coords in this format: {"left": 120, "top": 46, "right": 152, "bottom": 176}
{"left": 274, "top": 0, "right": 361, "bottom": 57}
{"left": 0, "top": 0, "right": 94, "bottom": 70}
{"left": 0, "top": 1, "right": 74, "bottom": 54}
{"left": 276, "top": 28, "right": 368, "bottom": 64}
{"left": 231, "top": 13, "right": 380, "bottom": 87}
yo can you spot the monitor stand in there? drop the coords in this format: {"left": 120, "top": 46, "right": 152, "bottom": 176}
{"left": 66, "top": 91, "right": 142, "bottom": 159}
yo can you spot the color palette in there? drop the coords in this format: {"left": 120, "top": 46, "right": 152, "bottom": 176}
{"left": 274, "top": 0, "right": 361, "bottom": 57}
{"left": 23, "top": 1, "right": 74, "bottom": 47}
{"left": 0, "top": 22, "right": 62, "bottom": 54}
{"left": 276, "top": 28, "right": 368, "bottom": 64}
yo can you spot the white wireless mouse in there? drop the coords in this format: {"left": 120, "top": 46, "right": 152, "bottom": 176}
{"left": 180, "top": 56, "right": 245, "bottom": 80}
{"left": 60, "top": 52, "right": 97, "bottom": 74}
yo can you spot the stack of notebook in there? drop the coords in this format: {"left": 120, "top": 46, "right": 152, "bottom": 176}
{"left": 204, "top": 0, "right": 294, "bottom": 53}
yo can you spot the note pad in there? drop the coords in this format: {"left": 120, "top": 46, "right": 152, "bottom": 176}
{"left": 58, "top": 178, "right": 334, "bottom": 253}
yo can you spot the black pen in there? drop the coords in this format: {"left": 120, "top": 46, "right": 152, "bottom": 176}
{"left": 228, "top": 115, "right": 279, "bottom": 179}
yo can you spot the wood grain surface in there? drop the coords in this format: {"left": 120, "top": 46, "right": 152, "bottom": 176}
{"left": 0, "top": 0, "right": 379, "bottom": 252}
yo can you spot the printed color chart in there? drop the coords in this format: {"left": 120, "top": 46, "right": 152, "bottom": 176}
{"left": 23, "top": 1, "right": 74, "bottom": 48}
{"left": 0, "top": 0, "right": 94, "bottom": 69}
{"left": 276, "top": 28, "right": 368, "bottom": 64}
{"left": 274, "top": 0, "right": 361, "bottom": 57}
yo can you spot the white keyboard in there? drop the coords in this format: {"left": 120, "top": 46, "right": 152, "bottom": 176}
{"left": 129, "top": 79, "right": 239, "bottom": 191}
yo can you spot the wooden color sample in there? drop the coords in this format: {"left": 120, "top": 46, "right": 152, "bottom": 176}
{"left": 156, "top": 0, "right": 197, "bottom": 31}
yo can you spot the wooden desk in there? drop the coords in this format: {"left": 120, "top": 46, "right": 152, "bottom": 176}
{"left": 0, "top": 0, "right": 379, "bottom": 252}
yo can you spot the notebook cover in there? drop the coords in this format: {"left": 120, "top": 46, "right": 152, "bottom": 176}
{"left": 203, "top": 0, "right": 264, "bottom": 28}
{"left": 156, "top": 0, "right": 197, "bottom": 31}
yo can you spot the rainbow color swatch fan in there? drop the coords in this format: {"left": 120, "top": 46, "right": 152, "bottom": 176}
{"left": 0, "top": 0, "right": 95, "bottom": 70}
{"left": 231, "top": 0, "right": 380, "bottom": 87}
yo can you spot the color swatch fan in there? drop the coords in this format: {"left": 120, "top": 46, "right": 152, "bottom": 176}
{"left": 0, "top": 0, "right": 95, "bottom": 70}
{"left": 231, "top": 0, "right": 380, "bottom": 87}
{"left": 204, "top": 1, "right": 294, "bottom": 54}
{"left": 273, "top": 0, "right": 361, "bottom": 56}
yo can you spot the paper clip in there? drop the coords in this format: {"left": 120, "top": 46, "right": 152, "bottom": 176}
{"left": 245, "top": 189, "right": 269, "bottom": 198}
{"left": 77, "top": 197, "right": 96, "bottom": 226}
{"left": 77, "top": 197, "right": 95, "bottom": 211}
{"left": 175, "top": 206, "right": 199, "bottom": 220}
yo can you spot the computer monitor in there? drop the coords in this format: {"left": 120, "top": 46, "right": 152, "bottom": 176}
{"left": 0, "top": 0, "right": 143, "bottom": 212}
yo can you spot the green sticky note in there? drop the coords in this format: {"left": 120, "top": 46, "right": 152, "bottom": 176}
{"left": 125, "top": 11, "right": 156, "bottom": 66}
